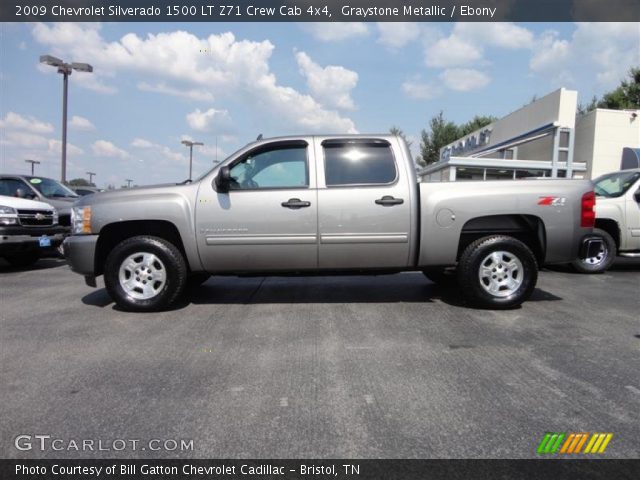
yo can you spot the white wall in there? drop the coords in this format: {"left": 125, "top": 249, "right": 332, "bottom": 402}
{"left": 576, "top": 109, "right": 640, "bottom": 178}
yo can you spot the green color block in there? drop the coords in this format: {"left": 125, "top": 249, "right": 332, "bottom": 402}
{"left": 537, "top": 433, "right": 552, "bottom": 454}
{"left": 550, "top": 433, "right": 566, "bottom": 453}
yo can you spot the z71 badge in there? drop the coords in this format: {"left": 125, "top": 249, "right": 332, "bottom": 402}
{"left": 538, "top": 196, "right": 567, "bottom": 207}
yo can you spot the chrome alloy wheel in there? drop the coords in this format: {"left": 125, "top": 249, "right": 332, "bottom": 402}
{"left": 582, "top": 243, "right": 607, "bottom": 266}
{"left": 478, "top": 251, "right": 524, "bottom": 298}
{"left": 118, "top": 252, "right": 167, "bottom": 300}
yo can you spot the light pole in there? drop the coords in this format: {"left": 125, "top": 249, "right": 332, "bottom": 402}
{"left": 181, "top": 140, "right": 204, "bottom": 180}
{"left": 25, "top": 159, "right": 41, "bottom": 175}
{"left": 125, "top": 179, "right": 133, "bottom": 188}
{"left": 86, "top": 171, "right": 96, "bottom": 185}
{"left": 40, "top": 55, "right": 93, "bottom": 184}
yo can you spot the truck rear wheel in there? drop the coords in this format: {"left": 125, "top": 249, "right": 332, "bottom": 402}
{"left": 571, "top": 228, "right": 616, "bottom": 274}
{"left": 457, "top": 235, "right": 538, "bottom": 308}
{"left": 104, "top": 236, "right": 187, "bottom": 312}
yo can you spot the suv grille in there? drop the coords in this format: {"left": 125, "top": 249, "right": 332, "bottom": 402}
{"left": 17, "top": 209, "right": 55, "bottom": 226}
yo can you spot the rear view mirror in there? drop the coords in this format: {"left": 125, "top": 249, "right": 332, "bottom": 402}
{"left": 215, "top": 166, "right": 231, "bottom": 193}
{"left": 634, "top": 189, "right": 640, "bottom": 203}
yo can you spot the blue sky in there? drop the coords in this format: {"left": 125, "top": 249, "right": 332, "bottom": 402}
{"left": 0, "top": 21, "right": 638, "bottom": 187}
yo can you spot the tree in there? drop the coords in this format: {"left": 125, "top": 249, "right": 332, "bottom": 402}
{"left": 598, "top": 67, "right": 640, "bottom": 110}
{"left": 577, "top": 95, "right": 598, "bottom": 115}
{"left": 419, "top": 111, "right": 461, "bottom": 166}
{"left": 68, "top": 178, "right": 92, "bottom": 187}
{"left": 389, "top": 126, "right": 425, "bottom": 167}
{"left": 389, "top": 126, "right": 412, "bottom": 149}
{"left": 579, "top": 68, "right": 640, "bottom": 114}
{"left": 458, "top": 115, "right": 497, "bottom": 137}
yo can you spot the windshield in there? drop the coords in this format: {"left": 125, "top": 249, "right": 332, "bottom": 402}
{"left": 27, "top": 177, "right": 78, "bottom": 198}
{"left": 593, "top": 170, "right": 640, "bottom": 198}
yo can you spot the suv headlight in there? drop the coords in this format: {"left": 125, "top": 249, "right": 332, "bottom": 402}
{"left": 0, "top": 205, "right": 19, "bottom": 225}
{"left": 71, "top": 206, "right": 92, "bottom": 234}
{"left": 52, "top": 208, "right": 59, "bottom": 225}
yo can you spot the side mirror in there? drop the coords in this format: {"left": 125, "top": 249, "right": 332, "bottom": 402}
{"left": 634, "top": 189, "right": 640, "bottom": 203}
{"left": 215, "top": 166, "right": 231, "bottom": 193}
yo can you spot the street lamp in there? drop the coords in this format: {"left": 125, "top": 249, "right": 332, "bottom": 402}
{"left": 181, "top": 140, "right": 204, "bottom": 181}
{"left": 40, "top": 54, "right": 93, "bottom": 184}
{"left": 25, "top": 159, "right": 41, "bottom": 175}
{"left": 86, "top": 171, "right": 96, "bottom": 185}
{"left": 125, "top": 179, "right": 133, "bottom": 188}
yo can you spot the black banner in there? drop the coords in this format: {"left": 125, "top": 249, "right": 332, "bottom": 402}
{"left": 2, "top": 0, "right": 640, "bottom": 22}
{"left": 2, "top": 459, "right": 640, "bottom": 480}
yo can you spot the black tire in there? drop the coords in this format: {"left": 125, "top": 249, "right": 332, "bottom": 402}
{"left": 5, "top": 252, "right": 40, "bottom": 267}
{"left": 186, "top": 272, "right": 211, "bottom": 289}
{"left": 422, "top": 267, "right": 457, "bottom": 285}
{"left": 571, "top": 228, "right": 616, "bottom": 274}
{"left": 457, "top": 235, "right": 538, "bottom": 309}
{"left": 104, "top": 236, "right": 187, "bottom": 312}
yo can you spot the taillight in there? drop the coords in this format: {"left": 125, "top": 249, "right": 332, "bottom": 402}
{"left": 580, "top": 191, "right": 596, "bottom": 228}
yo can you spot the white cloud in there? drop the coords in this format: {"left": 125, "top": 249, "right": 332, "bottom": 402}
{"left": 31, "top": 24, "right": 357, "bottom": 133}
{"left": 402, "top": 78, "right": 442, "bottom": 100}
{"left": 131, "top": 138, "right": 154, "bottom": 148}
{"left": 425, "top": 35, "right": 483, "bottom": 68}
{"left": 130, "top": 137, "right": 187, "bottom": 163}
{"left": 138, "top": 82, "right": 214, "bottom": 101}
{"left": 186, "top": 108, "right": 231, "bottom": 132}
{"left": 376, "top": 23, "right": 420, "bottom": 49}
{"left": 454, "top": 23, "right": 534, "bottom": 50}
{"left": 48, "top": 139, "right": 84, "bottom": 156}
{"left": 92, "top": 140, "right": 129, "bottom": 158}
{"left": 425, "top": 22, "right": 534, "bottom": 68}
{"left": 440, "top": 69, "right": 491, "bottom": 91}
{"left": 295, "top": 52, "right": 358, "bottom": 110}
{"left": 0, "top": 131, "right": 49, "bottom": 148}
{"left": 530, "top": 23, "right": 640, "bottom": 88}
{"left": 69, "top": 115, "right": 95, "bottom": 131}
{"left": 0, "top": 112, "right": 54, "bottom": 134}
{"left": 303, "top": 23, "right": 369, "bottom": 42}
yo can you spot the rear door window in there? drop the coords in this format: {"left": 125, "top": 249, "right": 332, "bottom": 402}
{"left": 323, "top": 141, "right": 397, "bottom": 186}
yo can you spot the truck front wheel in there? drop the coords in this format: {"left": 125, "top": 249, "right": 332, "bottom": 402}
{"left": 104, "top": 236, "right": 187, "bottom": 312}
{"left": 457, "top": 235, "right": 538, "bottom": 308}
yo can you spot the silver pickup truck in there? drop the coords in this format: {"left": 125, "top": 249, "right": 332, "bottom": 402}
{"left": 64, "top": 135, "right": 600, "bottom": 312}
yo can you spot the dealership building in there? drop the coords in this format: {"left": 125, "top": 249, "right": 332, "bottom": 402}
{"left": 418, "top": 88, "right": 640, "bottom": 182}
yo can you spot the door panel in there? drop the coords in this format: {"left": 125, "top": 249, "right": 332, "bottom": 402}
{"left": 314, "top": 138, "right": 412, "bottom": 269}
{"left": 195, "top": 141, "right": 318, "bottom": 272}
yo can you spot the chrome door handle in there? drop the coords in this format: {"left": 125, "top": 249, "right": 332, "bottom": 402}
{"left": 281, "top": 198, "right": 311, "bottom": 209}
{"left": 375, "top": 196, "right": 404, "bottom": 206}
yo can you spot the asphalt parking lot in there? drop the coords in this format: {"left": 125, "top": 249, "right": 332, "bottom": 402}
{"left": 1, "top": 258, "right": 639, "bottom": 459}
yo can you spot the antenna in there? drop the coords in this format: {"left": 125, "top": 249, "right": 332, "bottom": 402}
{"left": 256, "top": 134, "right": 263, "bottom": 141}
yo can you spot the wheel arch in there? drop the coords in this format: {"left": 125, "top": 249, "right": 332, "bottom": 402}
{"left": 94, "top": 220, "right": 187, "bottom": 276}
{"left": 594, "top": 218, "right": 620, "bottom": 252}
{"left": 458, "top": 214, "right": 546, "bottom": 266}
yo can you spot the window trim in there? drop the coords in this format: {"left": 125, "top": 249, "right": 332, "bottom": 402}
{"left": 321, "top": 140, "right": 399, "bottom": 188}
{"left": 227, "top": 140, "right": 310, "bottom": 192}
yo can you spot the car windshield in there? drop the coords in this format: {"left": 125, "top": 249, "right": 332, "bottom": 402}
{"left": 28, "top": 177, "right": 78, "bottom": 198}
{"left": 593, "top": 170, "right": 640, "bottom": 198}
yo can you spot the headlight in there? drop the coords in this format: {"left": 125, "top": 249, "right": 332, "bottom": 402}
{"left": 0, "top": 205, "right": 19, "bottom": 225}
{"left": 71, "top": 206, "right": 92, "bottom": 234}
{"left": 52, "top": 208, "right": 59, "bottom": 225}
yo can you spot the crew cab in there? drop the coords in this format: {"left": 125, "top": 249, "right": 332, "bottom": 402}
{"left": 0, "top": 194, "right": 65, "bottom": 267}
{"left": 64, "top": 135, "right": 600, "bottom": 312}
{"left": 572, "top": 168, "right": 640, "bottom": 272}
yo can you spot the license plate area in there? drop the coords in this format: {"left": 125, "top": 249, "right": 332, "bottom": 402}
{"left": 39, "top": 236, "right": 51, "bottom": 248}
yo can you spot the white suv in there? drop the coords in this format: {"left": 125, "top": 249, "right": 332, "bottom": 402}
{"left": 572, "top": 168, "right": 640, "bottom": 273}
{"left": 0, "top": 195, "right": 66, "bottom": 267}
